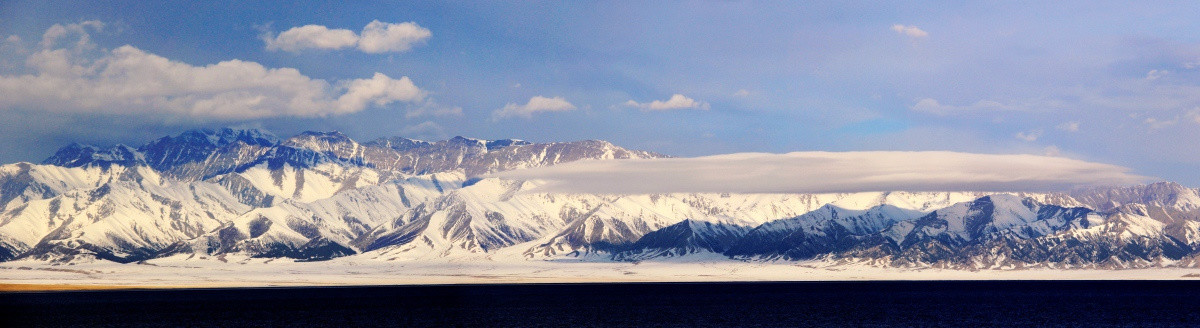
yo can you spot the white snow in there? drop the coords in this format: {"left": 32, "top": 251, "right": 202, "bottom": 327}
{"left": 3, "top": 256, "right": 1200, "bottom": 289}
{"left": 3, "top": 147, "right": 1198, "bottom": 287}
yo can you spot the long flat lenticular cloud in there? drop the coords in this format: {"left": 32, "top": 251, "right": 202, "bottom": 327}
{"left": 490, "top": 151, "right": 1150, "bottom": 194}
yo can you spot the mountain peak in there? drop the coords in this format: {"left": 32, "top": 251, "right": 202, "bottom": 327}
{"left": 284, "top": 131, "right": 356, "bottom": 148}
{"left": 293, "top": 130, "right": 350, "bottom": 139}
{"left": 485, "top": 138, "right": 531, "bottom": 151}
{"left": 218, "top": 127, "right": 280, "bottom": 146}
{"left": 446, "top": 136, "right": 486, "bottom": 146}
{"left": 166, "top": 127, "right": 279, "bottom": 147}
{"left": 139, "top": 128, "right": 279, "bottom": 172}
{"left": 978, "top": 194, "right": 1036, "bottom": 207}
{"left": 36, "top": 127, "right": 662, "bottom": 180}
{"left": 1070, "top": 181, "right": 1200, "bottom": 211}
{"left": 43, "top": 143, "right": 144, "bottom": 168}
{"left": 364, "top": 136, "right": 432, "bottom": 151}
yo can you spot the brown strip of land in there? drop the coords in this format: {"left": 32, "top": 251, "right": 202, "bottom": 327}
{"left": 0, "top": 283, "right": 146, "bottom": 292}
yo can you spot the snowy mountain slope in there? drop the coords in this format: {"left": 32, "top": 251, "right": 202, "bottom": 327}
{"left": 42, "top": 128, "right": 662, "bottom": 183}
{"left": 170, "top": 172, "right": 460, "bottom": 260}
{"left": 460, "top": 139, "right": 660, "bottom": 176}
{"left": 44, "top": 128, "right": 282, "bottom": 181}
{"left": 9, "top": 128, "right": 1200, "bottom": 269}
{"left": 820, "top": 195, "right": 1197, "bottom": 269}
{"left": 608, "top": 191, "right": 1079, "bottom": 262}
{"left": 363, "top": 137, "right": 659, "bottom": 176}
{"left": 612, "top": 220, "right": 752, "bottom": 261}
{"left": 141, "top": 128, "right": 281, "bottom": 179}
{"left": 0, "top": 163, "right": 158, "bottom": 212}
{"left": 878, "top": 202, "right": 1190, "bottom": 270}
{"left": 1071, "top": 182, "right": 1200, "bottom": 212}
{"left": 358, "top": 182, "right": 1061, "bottom": 261}
{"left": 361, "top": 178, "right": 601, "bottom": 261}
{"left": 2, "top": 177, "right": 248, "bottom": 262}
{"left": 872, "top": 195, "right": 1088, "bottom": 251}
{"left": 724, "top": 204, "right": 924, "bottom": 260}
{"left": 43, "top": 143, "right": 144, "bottom": 168}
{"left": 2, "top": 129, "right": 667, "bottom": 263}
{"left": 273, "top": 131, "right": 660, "bottom": 178}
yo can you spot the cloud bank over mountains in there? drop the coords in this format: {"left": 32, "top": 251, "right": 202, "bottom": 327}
{"left": 492, "top": 151, "right": 1148, "bottom": 194}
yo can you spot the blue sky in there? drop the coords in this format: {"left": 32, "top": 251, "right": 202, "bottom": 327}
{"left": 1, "top": 1, "right": 1199, "bottom": 185}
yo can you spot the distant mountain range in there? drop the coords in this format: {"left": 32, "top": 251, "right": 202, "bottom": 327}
{"left": 3, "top": 128, "right": 1200, "bottom": 269}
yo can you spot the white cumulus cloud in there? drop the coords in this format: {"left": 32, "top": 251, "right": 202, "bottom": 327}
{"left": 891, "top": 24, "right": 928, "bottom": 38}
{"left": 40, "top": 20, "right": 103, "bottom": 49}
{"left": 624, "top": 94, "right": 710, "bottom": 111}
{"left": 490, "top": 151, "right": 1148, "bottom": 194}
{"left": 264, "top": 20, "right": 431, "bottom": 53}
{"left": 0, "top": 23, "right": 428, "bottom": 120}
{"left": 264, "top": 24, "right": 359, "bottom": 52}
{"left": 493, "top": 96, "right": 577, "bottom": 119}
{"left": 356, "top": 21, "right": 432, "bottom": 53}
{"left": 336, "top": 72, "right": 426, "bottom": 113}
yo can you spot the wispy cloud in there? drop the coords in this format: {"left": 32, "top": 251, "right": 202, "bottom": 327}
{"left": 910, "top": 98, "right": 1021, "bottom": 115}
{"left": 891, "top": 24, "right": 928, "bottom": 39}
{"left": 1145, "top": 69, "right": 1169, "bottom": 81}
{"left": 0, "top": 22, "right": 427, "bottom": 120}
{"left": 1056, "top": 121, "right": 1080, "bottom": 132}
{"left": 1, "top": 34, "right": 20, "bottom": 46}
{"left": 1015, "top": 129, "right": 1042, "bottom": 142}
{"left": 399, "top": 121, "right": 447, "bottom": 141}
{"left": 624, "top": 94, "right": 709, "bottom": 111}
{"left": 264, "top": 20, "right": 431, "bottom": 53}
{"left": 1043, "top": 146, "right": 1062, "bottom": 157}
{"left": 39, "top": 20, "right": 103, "bottom": 49}
{"left": 492, "top": 96, "right": 576, "bottom": 119}
{"left": 404, "top": 101, "right": 463, "bottom": 118}
{"left": 490, "top": 151, "right": 1148, "bottom": 194}
{"left": 1144, "top": 117, "right": 1176, "bottom": 129}
{"left": 1075, "top": 75, "right": 1200, "bottom": 114}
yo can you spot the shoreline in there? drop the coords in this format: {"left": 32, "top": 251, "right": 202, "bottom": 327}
{"left": 8, "top": 277, "right": 1200, "bottom": 293}
{"left": 6, "top": 257, "right": 1200, "bottom": 292}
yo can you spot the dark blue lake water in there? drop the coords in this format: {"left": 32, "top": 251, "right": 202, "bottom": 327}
{"left": 2, "top": 281, "right": 1200, "bottom": 327}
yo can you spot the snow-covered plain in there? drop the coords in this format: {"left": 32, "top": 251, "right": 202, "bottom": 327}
{"left": 4, "top": 255, "right": 1200, "bottom": 289}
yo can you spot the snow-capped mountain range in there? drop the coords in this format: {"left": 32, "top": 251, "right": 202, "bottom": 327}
{"left": 3, "top": 128, "right": 1200, "bottom": 269}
